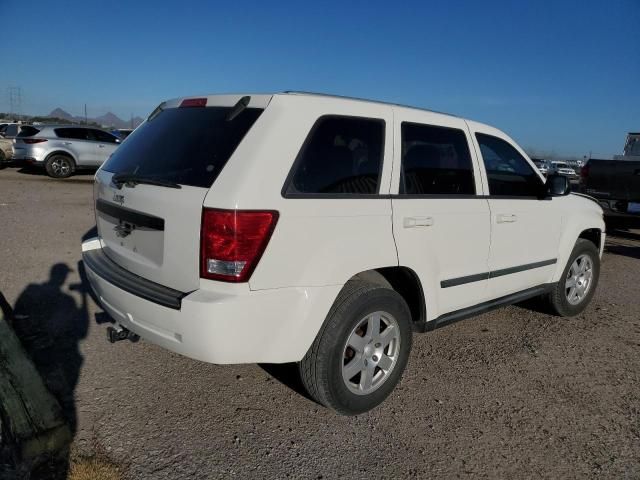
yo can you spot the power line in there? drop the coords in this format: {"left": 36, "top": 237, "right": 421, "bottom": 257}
{"left": 7, "top": 86, "right": 22, "bottom": 118}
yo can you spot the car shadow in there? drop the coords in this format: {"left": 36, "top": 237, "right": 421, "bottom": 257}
{"left": 258, "top": 363, "right": 317, "bottom": 404}
{"left": 605, "top": 229, "right": 640, "bottom": 260}
{"left": 605, "top": 243, "right": 640, "bottom": 260}
{"left": 15, "top": 165, "right": 96, "bottom": 181}
{"left": 1, "top": 261, "right": 90, "bottom": 478}
{"left": 15, "top": 165, "right": 47, "bottom": 176}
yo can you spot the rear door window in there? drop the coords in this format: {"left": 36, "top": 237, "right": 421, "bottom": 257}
{"left": 101, "top": 106, "right": 263, "bottom": 188}
{"left": 400, "top": 122, "right": 475, "bottom": 195}
{"left": 284, "top": 115, "right": 384, "bottom": 196}
{"left": 55, "top": 128, "right": 90, "bottom": 140}
{"left": 90, "top": 129, "right": 119, "bottom": 143}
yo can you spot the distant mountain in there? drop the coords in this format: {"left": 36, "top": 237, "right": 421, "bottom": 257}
{"left": 95, "top": 112, "right": 127, "bottom": 128}
{"left": 49, "top": 108, "right": 74, "bottom": 121}
{"left": 47, "top": 108, "right": 143, "bottom": 129}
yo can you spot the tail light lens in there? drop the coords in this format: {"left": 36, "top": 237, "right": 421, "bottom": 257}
{"left": 23, "top": 138, "right": 47, "bottom": 144}
{"left": 580, "top": 164, "right": 589, "bottom": 182}
{"left": 200, "top": 208, "right": 279, "bottom": 282}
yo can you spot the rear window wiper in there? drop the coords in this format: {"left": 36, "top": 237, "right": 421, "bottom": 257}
{"left": 111, "top": 173, "right": 182, "bottom": 189}
{"left": 226, "top": 96, "right": 251, "bottom": 121}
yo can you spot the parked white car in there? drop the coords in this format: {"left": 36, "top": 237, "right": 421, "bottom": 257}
{"left": 551, "top": 161, "right": 577, "bottom": 177}
{"left": 82, "top": 92, "right": 605, "bottom": 414}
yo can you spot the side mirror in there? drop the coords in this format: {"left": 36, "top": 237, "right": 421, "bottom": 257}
{"left": 546, "top": 174, "right": 571, "bottom": 196}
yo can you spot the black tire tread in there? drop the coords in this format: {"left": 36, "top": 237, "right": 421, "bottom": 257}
{"left": 45, "top": 153, "right": 75, "bottom": 178}
{"left": 299, "top": 280, "right": 372, "bottom": 408}
{"left": 299, "top": 280, "right": 412, "bottom": 414}
{"left": 547, "top": 238, "right": 600, "bottom": 317}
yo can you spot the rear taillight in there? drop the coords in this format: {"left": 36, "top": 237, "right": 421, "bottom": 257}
{"left": 580, "top": 164, "right": 589, "bottom": 182}
{"left": 23, "top": 138, "right": 47, "bottom": 144}
{"left": 200, "top": 208, "right": 279, "bottom": 282}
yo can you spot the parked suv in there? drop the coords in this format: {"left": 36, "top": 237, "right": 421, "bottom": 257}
{"left": 82, "top": 93, "right": 605, "bottom": 414}
{"left": 12, "top": 125, "right": 121, "bottom": 178}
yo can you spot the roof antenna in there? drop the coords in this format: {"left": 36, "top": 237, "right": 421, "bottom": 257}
{"left": 226, "top": 96, "right": 251, "bottom": 121}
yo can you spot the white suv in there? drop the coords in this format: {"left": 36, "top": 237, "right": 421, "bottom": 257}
{"left": 82, "top": 93, "right": 605, "bottom": 414}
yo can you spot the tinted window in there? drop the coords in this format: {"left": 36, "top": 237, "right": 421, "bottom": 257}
{"left": 476, "top": 133, "right": 543, "bottom": 197}
{"left": 101, "top": 106, "right": 263, "bottom": 188}
{"left": 17, "top": 126, "right": 40, "bottom": 137}
{"left": 286, "top": 116, "right": 384, "bottom": 195}
{"left": 55, "top": 128, "right": 90, "bottom": 140}
{"left": 90, "top": 129, "right": 119, "bottom": 143}
{"left": 5, "top": 124, "right": 19, "bottom": 137}
{"left": 400, "top": 123, "right": 475, "bottom": 195}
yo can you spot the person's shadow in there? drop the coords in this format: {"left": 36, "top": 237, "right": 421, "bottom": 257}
{"left": 3, "top": 262, "right": 90, "bottom": 478}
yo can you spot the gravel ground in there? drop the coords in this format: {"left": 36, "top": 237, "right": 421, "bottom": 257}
{"left": 1, "top": 167, "right": 639, "bottom": 479}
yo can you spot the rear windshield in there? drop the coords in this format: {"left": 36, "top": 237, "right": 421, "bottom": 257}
{"left": 101, "top": 106, "right": 263, "bottom": 188}
{"left": 17, "top": 126, "right": 41, "bottom": 137}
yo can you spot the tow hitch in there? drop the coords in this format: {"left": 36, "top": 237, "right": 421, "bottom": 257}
{"left": 106, "top": 324, "right": 140, "bottom": 343}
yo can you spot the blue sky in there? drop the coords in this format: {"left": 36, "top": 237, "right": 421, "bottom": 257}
{"left": 0, "top": 0, "right": 638, "bottom": 158}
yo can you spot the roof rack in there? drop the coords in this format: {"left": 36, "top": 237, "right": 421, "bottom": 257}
{"left": 282, "top": 91, "right": 458, "bottom": 118}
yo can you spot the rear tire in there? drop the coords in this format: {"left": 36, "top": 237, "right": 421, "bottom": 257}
{"left": 299, "top": 281, "right": 412, "bottom": 415}
{"left": 547, "top": 238, "right": 600, "bottom": 316}
{"left": 45, "top": 154, "right": 75, "bottom": 178}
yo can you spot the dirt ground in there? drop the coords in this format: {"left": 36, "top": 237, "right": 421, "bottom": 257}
{"left": 0, "top": 167, "right": 639, "bottom": 479}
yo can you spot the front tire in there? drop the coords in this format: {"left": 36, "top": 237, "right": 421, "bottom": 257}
{"left": 547, "top": 238, "right": 600, "bottom": 316}
{"left": 299, "top": 281, "right": 413, "bottom": 415}
{"left": 45, "top": 154, "right": 75, "bottom": 178}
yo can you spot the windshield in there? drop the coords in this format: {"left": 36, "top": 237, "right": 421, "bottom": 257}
{"left": 101, "top": 106, "right": 263, "bottom": 188}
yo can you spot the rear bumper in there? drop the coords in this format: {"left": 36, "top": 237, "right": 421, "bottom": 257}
{"left": 82, "top": 238, "right": 341, "bottom": 364}
{"left": 12, "top": 146, "right": 46, "bottom": 162}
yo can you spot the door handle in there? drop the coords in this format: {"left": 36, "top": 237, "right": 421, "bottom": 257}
{"left": 497, "top": 214, "right": 517, "bottom": 223}
{"left": 98, "top": 144, "right": 105, "bottom": 148}
{"left": 403, "top": 216, "right": 434, "bottom": 228}
{"left": 63, "top": 142, "right": 72, "bottom": 145}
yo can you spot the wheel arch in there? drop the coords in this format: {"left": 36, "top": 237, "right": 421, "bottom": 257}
{"left": 350, "top": 266, "right": 427, "bottom": 330}
{"left": 45, "top": 149, "right": 77, "bottom": 164}
{"left": 578, "top": 228, "right": 603, "bottom": 254}
{"left": 552, "top": 224, "right": 605, "bottom": 283}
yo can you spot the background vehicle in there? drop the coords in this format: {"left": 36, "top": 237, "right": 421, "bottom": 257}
{"left": 551, "top": 161, "right": 577, "bottom": 177}
{"left": 532, "top": 159, "right": 550, "bottom": 175}
{"left": 112, "top": 128, "right": 134, "bottom": 139}
{"left": 82, "top": 92, "right": 604, "bottom": 415}
{"left": 0, "top": 123, "right": 24, "bottom": 139}
{"left": 0, "top": 137, "right": 13, "bottom": 165}
{"left": 580, "top": 133, "right": 640, "bottom": 229}
{"left": 12, "top": 125, "right": 121, "bottom": 178}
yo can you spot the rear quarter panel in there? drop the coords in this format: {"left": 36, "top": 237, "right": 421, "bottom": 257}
{"left": 202, "top": 94, "right": 398, "bottom": 290}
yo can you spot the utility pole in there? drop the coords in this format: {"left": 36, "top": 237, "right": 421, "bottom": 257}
{"left": 84, "top": 104, "right": 88, "bottom": 125}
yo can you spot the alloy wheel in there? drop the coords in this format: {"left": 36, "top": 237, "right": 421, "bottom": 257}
{"left": 341, "top": 311, "right": 401, "bottom": 395}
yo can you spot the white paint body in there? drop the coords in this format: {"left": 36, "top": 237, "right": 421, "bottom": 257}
{"left": 82, "top": 93, "right": 605, "bottom": 364}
